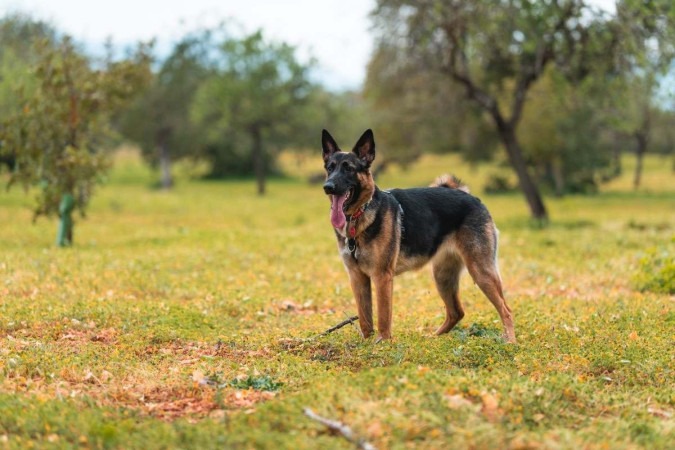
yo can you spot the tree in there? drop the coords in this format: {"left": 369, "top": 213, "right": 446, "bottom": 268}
{"left": 0, "top": 36, "right": 151, "bottom": 245}
{"left": 610, "top": 0, "right": 674, "bottom": 189}
{"left": 118, "top": 29, "right": 217, "bottom": 189}
{"left": 371, "top": 0, "right": 616, "bottom": 221}
{"left": 191, "top": 30, "right": 314, "bottom": 195}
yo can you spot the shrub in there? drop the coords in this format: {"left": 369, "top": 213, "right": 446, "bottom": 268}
{"left": 633, "top": 245, "right": 675, "bottom": 294}
{"left": 483, "top": 173, "right": 518, "bottom": 194}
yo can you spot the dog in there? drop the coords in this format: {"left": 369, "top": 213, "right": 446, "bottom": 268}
{"left": 321, "top": 129, "right": 515, "bottom": 343}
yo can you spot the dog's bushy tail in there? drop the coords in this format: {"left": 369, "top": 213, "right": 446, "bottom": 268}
{"left": 430, "top": 174, "right": 470, "bottom": 193}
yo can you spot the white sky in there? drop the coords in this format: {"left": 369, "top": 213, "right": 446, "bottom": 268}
{"left": 0, "top": 0, "right": 376, "bottom": 90}
{"left": 1, "top": 0, "right": 622, "bottom": 91}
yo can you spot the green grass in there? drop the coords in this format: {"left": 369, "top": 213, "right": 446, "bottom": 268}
{"left": 0, "top": 149, "right": 673, "bottom": 449}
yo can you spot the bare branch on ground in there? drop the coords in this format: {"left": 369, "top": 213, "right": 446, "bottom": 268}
{"left": 303, "top": 407, "right": 376, "bottom": 450}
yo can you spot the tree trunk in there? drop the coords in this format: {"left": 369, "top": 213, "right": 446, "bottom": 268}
{"left": 156, "top": 128, "right": 173, "bottom": 190}
{"left": 498, "top": 124, "right": 548, "bottom": 221}
{"left": 551, "top": 159, "right": 565, "bottom": 197}
{"left": 633, "top": 108, "right": 651, "bottom": 190}
{"left": 611, "top": 143, "right": 622, "bottom": 178}
{"left": 633, "top": 132, "right": 647, "bottom": 190}
{"left": 158, "top": 142, "right": 173, "bottom": 189}
{"left": 57, "top": 193, "right": 75, "bottom": 247}
{"left": 251, "top": 126, "right": 265, "bottom": 196}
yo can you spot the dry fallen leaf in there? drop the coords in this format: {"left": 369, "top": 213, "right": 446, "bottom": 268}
{"left": 481, "top": 392, "right": 501, "bottom": 422}
{"left": 208, "top": 409, "right": 226, "bottom": 420}
{"left": 445, "top": 394, "right": 474, "bottom": 409}
{"left": 417, "top": 365, "right": 431, "bottom": 374}
{"left": 191, "top": 370, "right": 205, "bottom": 383}
{"left": 367, "top": 420, "right": 385, "bottom": 438}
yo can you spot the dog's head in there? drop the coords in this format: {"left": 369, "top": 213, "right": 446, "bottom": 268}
{"left": 321, "top": 129, "right": 376, "bottom": 229}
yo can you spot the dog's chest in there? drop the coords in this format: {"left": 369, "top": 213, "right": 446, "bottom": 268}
{"left": 337, "top": 237, "right": 383, "bottom": 274}
{"left": 338, "top": 238, "right": 369, "bottom": 263}
{"left": 334, "top": 201, "right": 404, "bottom": 272}
{"left": 339, "top": 241, "right": 429, "bottom": 276}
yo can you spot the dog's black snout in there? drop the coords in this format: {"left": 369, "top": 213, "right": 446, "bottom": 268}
{"left": 323, "top": 181, "right": 336, "bottom": 195}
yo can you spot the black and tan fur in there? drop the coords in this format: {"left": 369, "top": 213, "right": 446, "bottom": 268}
{"left": 322, "top": 129, "right": 515, "bottom": 343}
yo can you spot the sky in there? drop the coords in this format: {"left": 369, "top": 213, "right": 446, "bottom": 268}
{"left": 0, "top": 0, "right": 627, "bottom": 92}
{"left": 0, "top": 0, "right": 376, "bottom": 90}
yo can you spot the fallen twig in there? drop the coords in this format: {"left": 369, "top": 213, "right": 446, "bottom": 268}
{"left": 303, "top": 407, "right": 376, "bottom": 450}
{"left": 317, "top": 315, "right": 359, "bottom": 337}
{"left": 278, "top": 315, "right": 359, "bottom": 349}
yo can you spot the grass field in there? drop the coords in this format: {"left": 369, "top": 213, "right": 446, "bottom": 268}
{"left": 0, "top": 149, "right": 673, "bottom": 449}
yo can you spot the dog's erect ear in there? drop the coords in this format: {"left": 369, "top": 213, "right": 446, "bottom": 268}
{"left": 352, "top": 129, "right": 375, "bottom": 167}
{"left": 322, "top": 129, "right": 340, "bottom": 163}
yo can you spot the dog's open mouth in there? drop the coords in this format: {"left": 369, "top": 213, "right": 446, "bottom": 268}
{"left": 329, "top": 189, "right": 352, "bottom": 229}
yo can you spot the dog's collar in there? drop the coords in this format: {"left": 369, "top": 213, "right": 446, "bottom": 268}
{"left": 346, "top": 199, "right": 371, "bottom": 238}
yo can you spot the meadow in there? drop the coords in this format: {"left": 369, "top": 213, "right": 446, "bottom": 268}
{"left": 0, "top": 149, "right": 673, "bottom": 449}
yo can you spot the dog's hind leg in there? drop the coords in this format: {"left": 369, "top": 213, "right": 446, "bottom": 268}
{"left": 432, "top": 252, "right": 465, "bottom": 335}
{"left": 468, "top": 264, "right": 515, "bottom": 343}
{"left": 458, "top": 225, "right": 516, "bottom": 343}
{"left": 348, "top": 268, "right": 374, "bottom": 338}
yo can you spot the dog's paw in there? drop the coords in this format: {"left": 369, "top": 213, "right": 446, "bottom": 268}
{"left": 359, "top": 329, "right": 374, "bottom": 339}
{"left": 374, "top": 334, "right": 392, "bottom": 343}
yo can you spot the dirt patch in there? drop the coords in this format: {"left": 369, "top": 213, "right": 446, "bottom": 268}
{"left": 1, "top": 336, "right": 278, "bottom": 421}
{"left": 108, "top": 384, "right": 275, "bottom": 421}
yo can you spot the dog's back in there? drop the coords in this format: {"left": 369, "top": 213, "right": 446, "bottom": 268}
{"left": 388, "top": 185, "right": 491, "bottom": 259}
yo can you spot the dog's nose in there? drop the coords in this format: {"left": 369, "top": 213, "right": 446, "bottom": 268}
{"left": 323, "top": 181, "right": 336, "bottom": 195}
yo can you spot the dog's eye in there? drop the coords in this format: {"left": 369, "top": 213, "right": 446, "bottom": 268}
{"left": 326, "top": 163, "right": 336, "bottom": 172}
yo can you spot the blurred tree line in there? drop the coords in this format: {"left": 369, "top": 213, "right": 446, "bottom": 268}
{"left": 118, "top": 26, "right": 363, "bottom": 195}
{"left": 116, "top": 24, "right": 369, "bottom": 195}
{"left": 0, "top": 14, "right": 365, "bottom": 244}
{"left": 1, "top": 0, "right": 674, "bottom": 235}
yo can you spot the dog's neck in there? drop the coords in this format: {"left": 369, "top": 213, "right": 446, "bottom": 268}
{"left": 345, "top": 186, "right": 378, "bottom": 218}
{"left": 346, "top": 197, "right": 371, "bottom": 220}
{"left": 344, "top": 174, "right": 376, "bottom": 217}
{"left": 346, "top": 187, "right": 384, "bottom": 230}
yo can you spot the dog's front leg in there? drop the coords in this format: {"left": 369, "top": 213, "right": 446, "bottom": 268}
{"left": 348, "top": 268, "right": 373, "bottom": 338}
{"left": 372, "top": 271, "right": 394, "bottom": 342}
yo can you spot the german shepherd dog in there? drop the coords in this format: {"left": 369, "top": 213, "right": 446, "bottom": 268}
{"left": 322, "top": 129, "right": 515, "bottom": 343}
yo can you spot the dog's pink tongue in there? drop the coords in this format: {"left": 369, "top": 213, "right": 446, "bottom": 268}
{"left": 330, "top": 194, "right": 348, "bottom": 229}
